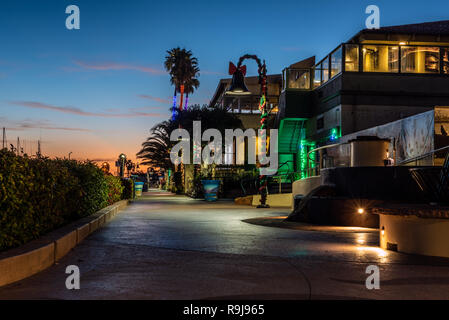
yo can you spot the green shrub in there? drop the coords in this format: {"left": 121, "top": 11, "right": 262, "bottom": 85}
{"left": 0, "top": 150, "right": 124, "bottom": 251}
{"left": 172, "top": 171, "right": 184, "bottom": 194}
{"left": 105, "top": 174, "right": 124, "bottom": 205}
{"left": 120, "top": 178, "right": 134, "bottom": 200}
{"left": 55, "top": 159, "right": 109, "bottom": 218}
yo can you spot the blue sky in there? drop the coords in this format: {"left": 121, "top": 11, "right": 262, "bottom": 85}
{"left": 0, "top": 0, "right": 448, "bottom": 164}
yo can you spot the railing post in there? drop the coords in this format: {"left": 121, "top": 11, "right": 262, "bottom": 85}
{"left": 279, "top": 176, "right": 282, "bottom": 193}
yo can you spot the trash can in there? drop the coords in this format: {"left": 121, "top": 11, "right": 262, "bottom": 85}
{"left": 134, "top": 181, "right": 144, "bottom": 197}
{"left": 201, "top": 180, "right": 220, "bottom": 202}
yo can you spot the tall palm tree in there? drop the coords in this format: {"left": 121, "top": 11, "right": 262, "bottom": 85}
{"left": 164, "top": 48, "right": 181, "bottom": 112}
{"left": 164, "top": 48, "right": 200, "bottom": 111}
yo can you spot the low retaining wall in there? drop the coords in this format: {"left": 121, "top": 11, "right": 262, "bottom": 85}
{"left": 292, "top": 176, "right": 321, "bottom": 198}
{"left": 373, "top": 204, "right": 449, "bottom": 258}
{"left": 0, "top": 200, "right": 129, "bottom": 288}
{"left": 252, "top": 193, "right": 293, "bottom": 208}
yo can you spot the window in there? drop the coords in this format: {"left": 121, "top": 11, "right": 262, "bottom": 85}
{"left": 282, "top": 69, "right": 287, "bottom": 90}
{"left": 287, "top": 69, "right": 310, "bottom": 89}
{"left": 313, "top": 63, "right": 322, "bottom": 88}
{"left": 322, "top": 57, "right": 329, "bottom": 83}
{"left": 362, "top": 45, "right": 399, "bottom": 72}
{"left": 331, "top": 47, "right": 342, "bottom": 78}
{"left": 401, "top": 46, "right": 439, "bottom": 73}
{"left": 316, "top": 117, "right": 324, "bottom": 130}
{"left": 443, "top": 48, "right": 449, "bottom": 74}
{"left": 345, "top": 44, "right": 359, "bottom": 72}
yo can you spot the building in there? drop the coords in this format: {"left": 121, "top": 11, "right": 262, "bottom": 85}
{"left": 205, "top": 20, "right": 449, "bottom": 211}
{"left": 278, "top": 20, "right": 449, "bottom": 179}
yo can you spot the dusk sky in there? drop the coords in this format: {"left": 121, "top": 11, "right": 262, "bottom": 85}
{"left": 1, "top": 0, "right": 448, "bottom": 168}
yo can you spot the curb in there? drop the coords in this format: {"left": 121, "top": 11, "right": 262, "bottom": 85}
{"left": 0, "top": 199, "right": 129, "bottom": 288}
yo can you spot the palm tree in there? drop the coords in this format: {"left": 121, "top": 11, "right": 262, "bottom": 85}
{"left": 164, "top": 48, "right": 182, "bottom": 112}
{"left": 137, "top": 120, "right": 176, "bottom": 170}
{"left": 164, "top": 48, "right": 200, "bottom": 111}
{"left": 184, "top": 77, "right": 200, "bottom": 109}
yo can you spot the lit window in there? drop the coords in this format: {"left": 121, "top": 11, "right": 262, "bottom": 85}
{"left": 345, "top": 44, "right": 359, "bottom": 72}
{"left": 443, "top": 48, "right": 449, "bottom": 74}
{"left": 313, "top": 63, "right": 322, "bottom": 88}
{"left": 362, "top": 45, "right": 399, "bottom": 73}
{"left": 331, "top": 47, "right": 342, "bottom": 78}
{"left": 401, "top": 46, "right": 439, "bottom": 73}
{"left": 322, "top": 57, "right": 329, "bottom": 83}
{"left": 287, "top": 69, "right": 310, "bottom": 89}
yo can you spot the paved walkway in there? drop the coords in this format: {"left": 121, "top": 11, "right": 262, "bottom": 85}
{"left": 1, "top": 190, "right": 449, "bottom": 299}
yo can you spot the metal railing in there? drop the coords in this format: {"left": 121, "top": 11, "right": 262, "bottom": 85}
{"left": 305, "top": 142, "right": 347, "bottom": 177}
{"left": 397, "top": 145, "right": 449, "bottom": 166}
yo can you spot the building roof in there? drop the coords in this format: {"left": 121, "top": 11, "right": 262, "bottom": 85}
{"left": 375, "top": 20, "right": 449, "bottom": 35}
{"left": 350, "top": 20, "right": 449, "bottom": 43}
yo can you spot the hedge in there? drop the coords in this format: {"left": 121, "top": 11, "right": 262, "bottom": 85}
{"left": 120, "top": 178, "right": 134, "bottom": 200}
{"left": 0, "top": 150, "right": 130, "bottom": 251}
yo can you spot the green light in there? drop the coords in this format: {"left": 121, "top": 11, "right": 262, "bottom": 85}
{"left": 329, "top": 127, "right": 341, "bottom": 141}
{"left": 298, "top": 140, "right": 316, "bottom": 179}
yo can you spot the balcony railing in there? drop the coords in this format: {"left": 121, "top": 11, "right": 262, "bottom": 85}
{"left": 282, "top": 42, "right": 449, "bottom": 91}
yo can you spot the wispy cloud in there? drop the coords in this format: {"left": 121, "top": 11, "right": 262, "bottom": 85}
{"left": 138, "top": 94, "right": 170, "bottom": 104}
{"left": 88, "top": 157, "right": 117, "bottom": 162}
{"left": 5, "top": 119, "right": 92, "bottom": 132}
{"left": 8, "top": 101, "right": 165, "bottom": 118}
{"left": 280, "top": 46, "right": 302, "bottom": 52}
{"left": 73, "top": 60, "right": 167, "bottom": 75}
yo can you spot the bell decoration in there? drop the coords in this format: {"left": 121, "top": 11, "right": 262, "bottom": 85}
{"left": 225, "top": 62, "right": 251, "bottom": 95}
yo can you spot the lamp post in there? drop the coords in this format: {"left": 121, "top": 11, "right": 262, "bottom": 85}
{"left": 117, "top": 153, "right": 126, "bottom": 178}
{"left": 225, "top": 54, "right": 270, "bottom": 208}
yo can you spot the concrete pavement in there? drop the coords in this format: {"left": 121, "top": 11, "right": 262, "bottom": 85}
{"left": 1, "top": 190, "right": 449, "bottom": 299}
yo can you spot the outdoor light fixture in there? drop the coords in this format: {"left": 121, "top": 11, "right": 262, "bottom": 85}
{"left": 225, "top": 63, "right": 251, "bottom": 95}
{"left": 225, "top": 54, "right": 270, "bottom": 208}
{"left": 358, "top": 208, "right": 364, "bottom": 214}
{"left": 381, "top": 226, "right": 385, "bottom": 236}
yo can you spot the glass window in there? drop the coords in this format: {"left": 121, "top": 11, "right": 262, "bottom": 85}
{"left": 362, "top": 45, "right": 399, "bottom": 72}
{"left": 331, "top": 47, "right": 342, "bottom": 78}
{"left": 287, "top": 69, "right": 310, "bottom": 89}
{"left": 322, "top": 57, "right": 329, "bottom": 83}
{"left": 345, "top": 44, "right": 359, "bottom": 72}
{"left": 313, "top": 63, "right": 322, "bottom": 88}
{"left": 282, "top": 69, "right": 287, "bottom": 90}
{"left": 401, "top": 46, "right": 439, "bottom": 73}
{"left": 443, "top": 48, "right": 449, "bottom": 74}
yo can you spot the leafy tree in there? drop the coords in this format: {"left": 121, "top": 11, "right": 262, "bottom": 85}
{"left": 137, "top": 104, "right": 243, "bottom": 171}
